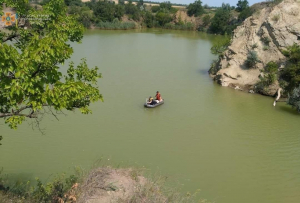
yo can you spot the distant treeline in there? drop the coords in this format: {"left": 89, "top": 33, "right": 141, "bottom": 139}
{"left": 36, "top": 0, "right": 260, "bottom": 34}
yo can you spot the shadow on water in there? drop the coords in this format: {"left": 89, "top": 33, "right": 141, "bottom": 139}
{"left": 0, "top": 172, "right": 36, "bottom": 191}
{"left": 278, "top": 105, "right": 300, "bottom": 116}
{"left": 199, "top": 69, "right": 209, "bottom": 76}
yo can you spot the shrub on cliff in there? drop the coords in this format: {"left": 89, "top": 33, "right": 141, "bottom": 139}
{"left": 245, "top": 51, "right": 260, "bottom": 68}
{"left": 210, "top": 35, "right": 231, "bottom": 55}
{"left": 256, "top": 61, "right": 278, "bottom": 92}
{"left": 209, "top": 60, "right": 221, "bottom": 75}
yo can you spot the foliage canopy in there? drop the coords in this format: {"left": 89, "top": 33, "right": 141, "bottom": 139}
{"left": 236, "top": 0, "right": 249, "bottom": 12}
{"left": 187, "top": 0, "right": 204, "bottom": 17}
{"left": 0, "top": 0, "right": 103, "bottom": 129}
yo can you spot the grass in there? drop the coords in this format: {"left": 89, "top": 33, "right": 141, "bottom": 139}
{"left": 96, "top": 20, "right": 136, "bottom": 30}
{"left": 272, "top": 14, "right": 280, "bottom": 22}
{"left": 164, "top": 22, "right": 195, "bottom": 30}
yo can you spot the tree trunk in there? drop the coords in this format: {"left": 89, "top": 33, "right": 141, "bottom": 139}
{"left": 273, "top": 88, "right": 282, "bottom": 106}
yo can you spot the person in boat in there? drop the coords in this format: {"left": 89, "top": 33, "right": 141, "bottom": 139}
{"left": 155, "top": 91, "right": 162, "bottom": 103}
{"left": 147, "top": 96, "right": 157, "bottom": 105}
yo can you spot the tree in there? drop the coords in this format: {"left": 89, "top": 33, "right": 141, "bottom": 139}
{"left": 69, "top": 6, "right": 94, "bottom": 28}
{"left": 144, "top": 11, "right": 155, "bottom": 28}
{"left": 238, "top": 7, "right": 253, "bottom": 21}
{"left": 160, "top": 1, "right": 172, "bottom": 11}
{"left": 187, "top": 0, "right": 204, "bottom": 17}
{"left": 209, "top": 4, "right": 232, "bottom": 34}
{"left": 155, "top": 11, "right": 172, "bottom": 26}
{"left": 137, "top": 0, "right": 143, "bottom": 7}
{"left": 281, "top": 44, "right": 300, "bottom": 92}
{"left": 64, "top": 0, "right": 82, "bottom": 6}
{"left": 93, "top": 1, "right": 116, "bottom": 22}
{"left": 288, "top": 85, "right": 300, "bottom": 112}
{"left": 236, "top": 0, "right": 249, "bottom": 12}
{"left": 125, "top": 1, "right": 140, "bottom": 21}
{"left": 0, "top": 0, "right": 102, "bottom": 129}
{"left": 202, "top": 14, "right": 211, "bottom": 26}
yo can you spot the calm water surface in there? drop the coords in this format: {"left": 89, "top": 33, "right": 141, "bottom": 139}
{"left": 1, "top": 29, "right": 300, "bottom": 203}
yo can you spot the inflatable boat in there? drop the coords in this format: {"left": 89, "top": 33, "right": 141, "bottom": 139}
{"left": 144, "top": 99, "right": 164, "bottom": 108}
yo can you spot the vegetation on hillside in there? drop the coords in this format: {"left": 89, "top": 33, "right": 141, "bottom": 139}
{"left": 0, "top": 166, "right": 203, "bottom": 203}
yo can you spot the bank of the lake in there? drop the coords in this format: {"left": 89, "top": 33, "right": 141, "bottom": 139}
{"left": 1, "top": 29, "right": 300, "bottom": 203}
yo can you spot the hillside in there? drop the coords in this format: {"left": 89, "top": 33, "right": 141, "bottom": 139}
{"left": 209, "top": 0, "right": 300, "bottom": 96}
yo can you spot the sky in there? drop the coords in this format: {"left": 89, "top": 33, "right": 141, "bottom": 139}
{"left": 156, "top": 0, "right": 263, "bottom": 7}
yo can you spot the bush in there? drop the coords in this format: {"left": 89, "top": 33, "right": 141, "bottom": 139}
{"left": 202, "top": 14, "right": 211, "bottom": 26}
{"left": 155, "top": 11, "right": 173, "bottom": 26}
{"left": 263, "top": 61, "right": 277, "bottom": 84}
{"left": 261, "top": 36, "right": 271, "bottom": 46}
{"left": 151, "top": 6, "right": 160, "bottom": 13}
{"left": 272, "top": 14, "right": 280, "bottom": 22}
{"left": 245, "top": 50, "right": 259, "bottom": 68}
{"left": 209, "top": 59, "right": 220, "bottom": 75}
{"left": 210, "top": 35, "right": 231, "bottom": 55}
{"left": 0, "top": 172, "right": 80, "bottom": 203}
{"left": 256, "top": 62, "right": 278, "bottom": 92}
{"left": 251, "top": 43, "right": 258, "bottom": 49}
{"left": 144, "top": 11, "right": 155, "bottom": 28}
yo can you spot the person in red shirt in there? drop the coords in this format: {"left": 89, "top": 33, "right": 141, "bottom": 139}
{"left": 155, "top": 91, "right": 162, "bottom": 101}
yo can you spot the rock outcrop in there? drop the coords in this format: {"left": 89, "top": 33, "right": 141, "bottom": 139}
{"left": 210, "top": 0, "right": 300, "bottom": 96}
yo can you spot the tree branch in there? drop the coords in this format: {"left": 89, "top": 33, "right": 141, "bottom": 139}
{"left": 273, "top": 88, "right": 283, "bottom": 106}
{"left": 0, "top": 105, "right": 48, "bottom": 118}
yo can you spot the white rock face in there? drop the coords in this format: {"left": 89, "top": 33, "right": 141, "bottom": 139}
{"left": 211, "top": 0, "right": 300, "bottom": 96}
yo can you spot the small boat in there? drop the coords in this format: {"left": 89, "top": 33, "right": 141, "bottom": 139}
{"left": 144, "top": 99, "right": 164, "bottom": 108}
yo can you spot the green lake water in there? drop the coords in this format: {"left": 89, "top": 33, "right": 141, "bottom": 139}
{"left": 1, "top": 29, "right": 300, "bottom": 203}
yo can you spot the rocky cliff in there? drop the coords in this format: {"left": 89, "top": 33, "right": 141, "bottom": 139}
{"left": 210, "top": 0, "right": 300, "bottom": 96}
